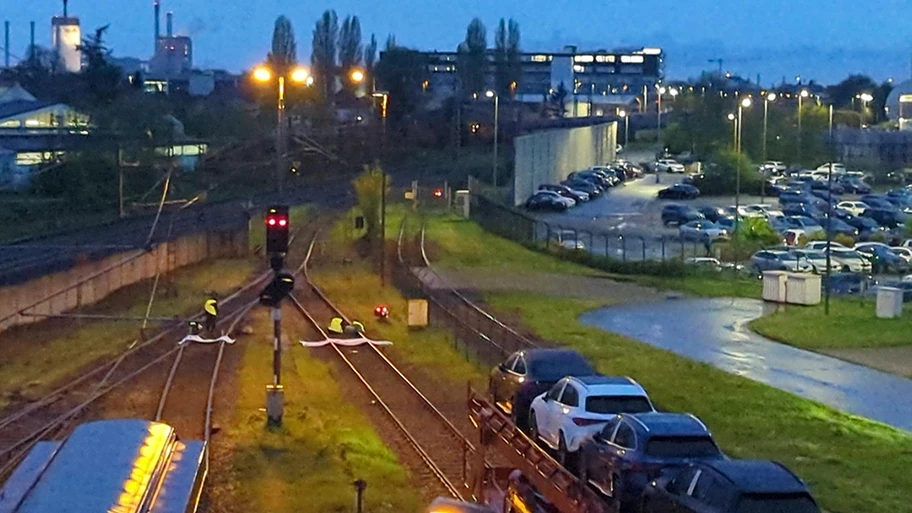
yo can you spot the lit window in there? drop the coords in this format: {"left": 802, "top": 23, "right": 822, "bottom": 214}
{"left": 0, "top": 119, "right": 20, "bottom": 128}
{"left": 595, "top": 55, "right": 615, "bottom": 63}
{"left": 900, "top": 95, "right": 912, "bottom": 103}
{"left": 620, "top": 55, "right": 644, "bottom": 64}
{"left": 531, "top": 54, "right": 549, "bottom": 62}
{"left": 640, "top": 47, "right": 662, "bottom": 55}
{"left": 574, "top": 55, "right": 594, "bottom": 63}
{"left": 573, "top": 65, "right": 585, "bottom": 73}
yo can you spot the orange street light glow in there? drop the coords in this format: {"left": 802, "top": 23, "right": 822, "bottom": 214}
{"left": 253, "top": 67, "right": 272, "bottom": 82}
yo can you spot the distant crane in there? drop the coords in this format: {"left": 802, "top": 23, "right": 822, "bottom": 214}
{"left": 708, "top": 58, "right": 724, "bottom": 75}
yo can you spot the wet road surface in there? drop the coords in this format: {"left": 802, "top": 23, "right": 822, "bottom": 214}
{"left": 579, "top": 297, "right": 912, "bottom": 431}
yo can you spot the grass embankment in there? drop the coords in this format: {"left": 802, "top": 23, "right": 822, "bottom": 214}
{"left": 211, "top": 309, "right": 420, "bottom": 513}
{"left": 423, "top": 212, "right": 760, "bottom": 297}
{"left": 486, "top": 292, "right": 912, "bottom": 513}
{"left": 750, "top": 300, "right": 912, "bottom": 350}
{"left": 0, "top": 258, "right": 256, "bottom": 408}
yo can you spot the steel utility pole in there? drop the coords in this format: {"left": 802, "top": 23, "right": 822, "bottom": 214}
{"left": 276, "top": 76, "right": 286, "bottom": 197}
{"left": 379, "top": 172, "right": 387, "bottom": 287}
{"left": 825, "top": 105, "right": 834, "bottom": 316}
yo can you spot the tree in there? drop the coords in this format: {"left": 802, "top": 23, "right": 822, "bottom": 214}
{"left": 457, "top": 18, "right": 487, "bottom": 96}
{"left": 267, "top": 16, "right": 297, "bottom": 71}
{"left": 311, "top": 10, "right": 338, "bottom": 101}
{"left": 352, "top": 161, "right": 390, "bottom": 244}
{"left": 338, "top": 15, "right": 363, "bottom": 92}
{"left": 76, "top": 25, "right": 122, "bottom": 107}
{"left": 494, "top": 19, "right": 521, "bottom": 97}
{"left": 364, "top": 34, "right": 378, "bottom": 74}
{"left": 374, "top": 40, "right": 427, "bottom": 133}
{"left": 826, "top": 74, "right": 877, "bottom": 110}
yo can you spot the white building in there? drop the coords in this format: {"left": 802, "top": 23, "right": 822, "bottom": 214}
{"left": 51, "top": 16, "right": 82, "bottom": 73}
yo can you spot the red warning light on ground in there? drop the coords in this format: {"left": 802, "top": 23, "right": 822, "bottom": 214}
{"left": 433, "top": 188, "right": 443, "bottom": 198}
{"left": 373, "top": 304, "right": 390, "bottom": 319}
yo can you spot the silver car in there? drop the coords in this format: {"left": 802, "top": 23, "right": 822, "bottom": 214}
{"left": 679, "top": 221, "right": 730, "bottom": 241}
{"left": 828, "top": 248, "right": 873, "bottom": 274}
{"left": 750, "top": 250, "right": 813, "bottom": 273}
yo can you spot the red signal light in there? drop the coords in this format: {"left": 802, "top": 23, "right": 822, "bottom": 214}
{"left": 433, "top": 188, "right": 443, "bottom": 198}
{"left": 278, "top": 218, "right": 288, "bottom": 227}
{"left": 373, "top": 304, "right": 390, "bottom": 318}
{"left": 267, "top": 218, "right": 277, "bottom": 226}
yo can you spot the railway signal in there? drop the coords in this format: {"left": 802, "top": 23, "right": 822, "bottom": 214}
{"left": 265, "top": 206, "right": 289, "bottom": 255}
{"left": 259, "top": 272, "right": 295, "bottom": 307}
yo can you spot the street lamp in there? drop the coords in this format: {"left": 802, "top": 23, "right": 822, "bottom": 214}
{"left": 486, "top": 90, "right": 500, "bottom": 187}
{"left": 798, "top": 89, "right": 809, "bottom": 165}
{"left": 760, "top": 92, "right": 776, "bottom": 203}
{"left": 735, "top": 97, "right": 752, "bottom": 232}
{"left": 858, "top": 92, "right": 874, "bottom": 124}
{"left": 350, "top": 68, "right": 365, "bottom": 84}
{"left": 253, "top": 64, "right": 311, "bottom": 196}
{"left": 657, "top": 85, "right": 666, "bottom": 153}
{"left": 619, "top": 110, "right": 629, "bottom": 146}
{"left": 727, "top": 112, "right": 737, "bottom": 151}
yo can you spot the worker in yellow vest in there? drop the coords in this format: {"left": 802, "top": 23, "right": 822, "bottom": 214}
{"left": 204, "top": 296, "right": 218, "bottom": 334}
{"left": 328, "top": 317, "right": 345, "bottom": 335}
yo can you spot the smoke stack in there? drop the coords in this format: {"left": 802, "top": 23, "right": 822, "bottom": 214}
{"left": 63, "top": 0, "right": 68, "bottom": 17}
{"left": 154, "top": 1, "right": 160, "bottom": 45}
{"left": 166, "top": 11, "right": 173, "bottom": 37}
{"left": 30, "top": 21, "right": 35, "bottom": 50}
{"left": 4, "top": 21, "right": 9, "bottom": 68}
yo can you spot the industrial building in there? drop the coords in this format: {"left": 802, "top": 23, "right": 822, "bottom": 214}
{"left": 148, "top": 2, "right": 192, "bottom": 78}
{"left": 407, "top": 46, "right": 663, "bottom": 116}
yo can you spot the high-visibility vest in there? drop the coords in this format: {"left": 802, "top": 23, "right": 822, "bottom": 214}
{"left": 204, "top": 299, "right": 218, "bottom": 316}
{"left": 328, "top": 317, "right": 345, "bottom": 334}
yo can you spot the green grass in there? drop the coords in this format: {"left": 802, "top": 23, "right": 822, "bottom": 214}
{"left": 485, "top": 292, "right": 912, "bottom": 513}
{"left": 0, "top": 258, "right": 257, "bottom": 407}
{"left": 750, "top": 299, "right": 912, "bottom": 349}
{"left": 311, "top": 261, "right": 486, "bottom": 387}
{"left": 209, "top": 309, "right": 420, "bottom": 513}
{"left": 634, "top": 273, "right": 762, "bottom": 298}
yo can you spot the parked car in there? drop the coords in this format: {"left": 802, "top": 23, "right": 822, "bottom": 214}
{"left": 809, "top": 216, "right": 859, "bottom": 239}
{"left": 839, "top": 177, "right": 872, "bottom": 194}
{"left": 684, "top": 257, "right": 743, "bottom": 272}
{"left": 824, "top": 272, "right": 866, "bottom": 295}
{"left": 854, "top": 243, "right": 911, "bottom": 274}
{"left": 658, "top": 184, "right": 701, "bottom": 200}
{"left": 489, "top": 349, "right": 596, "bottom": 430}
{"left": 760, "top": 161, "right": 787, "bottom": 175}
{"left": 837, "top": 201, "right": 870, "bottom": 216}
{"left": 859, "top": 195, "right": 896, "bottom": 210}
{"left": 750, "top": 250, "right": 813, "bottom": 273}
{"left": 816, "top": 162, "right": 846, "bottom": 174}
{"left": 578, "top": 412, "right": 723, "bottom": 510}
{"left": 569, "top": 171, "right": 612, "bottom": 189}
{"left": 656, "top": 159, "right": 686, "bottom": 173}
{"left": 549, "top": 229, "right": 587, "bottom": 251}
{"left": 662, "top": 205, "right": 705, "bottom": 226}
{"left": 778, "top": 190, "right": 819, "bottom": 205}
{"left": 697, "top": 206, "right": 727, "bottom": 223}
{"left": 562, "top": 179, "right": 601, "bottom": 198}
{"left": 787, "top": 249, "right": 829, "bottom": 273}
{"left": 539, "top": 184, "right": 589, "bottom": 203}
{"left": 529, "top": 376, "right": 655, "bottom": 465}
{"left": 526, "top": 191, "right": 573, "bottom": 211}
{"left": 809, "top": 179, "right": 845, "bottom": 195}
{"left": 805, "top": 241, "right": 848, "bottom": 251}
{"left": 861, "top": 208, "right": 907, "bottom": 229}
{"left": 784, "top": 216, "right": 825, "bottom": 237}
{"left": 891, "top": 246, "right": 912, "bottom": 264}
{"left": 819, "top": 247, "right": 873, "bottom": 274}
{"left": 680, "top": 221, "right": 730, "bottom": 242}
{"left": 640, "top": 459, "right": 820, "bottom": 513}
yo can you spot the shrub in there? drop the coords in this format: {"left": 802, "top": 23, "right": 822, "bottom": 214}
{"left": 693, "top": 149, "right": 762, "bottom": 196}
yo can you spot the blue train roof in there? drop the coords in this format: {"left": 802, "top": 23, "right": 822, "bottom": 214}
{"left": 0, "top": 419, "right": 206, "bottom": 513}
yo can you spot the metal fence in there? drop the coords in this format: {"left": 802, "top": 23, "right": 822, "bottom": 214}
{"left": 471, "top": 194, "right": 711, "bottom": 265}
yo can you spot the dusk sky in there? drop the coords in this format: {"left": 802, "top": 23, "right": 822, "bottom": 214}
{"left": 4, "top": 0, "right": 911, "bottom": 84}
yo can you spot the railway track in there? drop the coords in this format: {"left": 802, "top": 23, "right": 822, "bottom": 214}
{"left": 0, "top": 218, "right": 324, "bottom": 481}
{"left": 290, "top": 237, "right": 478, "bottom": 501}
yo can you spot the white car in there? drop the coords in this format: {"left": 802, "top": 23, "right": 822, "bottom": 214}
{"left": 789, "top": 249, "right": 829, "bottom": 273}
{"left": 679, "top": 221, "right": 729, "bottom": 241}
{"left": 740, "top": 204, "right": 781, "bottom": 218}
{"left": 529, "top": 376, "right": 654, "bottom": 459}
{"left": 817, "top": 163, "right": 846, "bottom": 174}
{"left": 837, "top": 201, "right": 870, "bottom": 216}
{"left": 550, "top": 229, "right": 587, "bottom": 251}
{"left": 891, "top": 247, "right": 912, "bottom": 263}
{"left": 656, "top": 159, "right": 686, "bottom": 173}
{"left": 537, "top": 190, "right": 576, "bottom": 208}
{"left": 760, "top": 161, "right": 787, "bottom": 174}
{"left": 900, "top": 239, "right": 912, "bottom": 249}
{"left": 828, "top": 248, "right": 873, "bottom": 274}
{"left": 805, "top": 241, "right": 848, "bottom": 251}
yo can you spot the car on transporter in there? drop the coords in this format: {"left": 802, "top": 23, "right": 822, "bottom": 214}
{"left": 528, "top": 375, "right": 655, "bottom": 466}
{"left": 489, "top": 349, "right": 596, "bottom": 431}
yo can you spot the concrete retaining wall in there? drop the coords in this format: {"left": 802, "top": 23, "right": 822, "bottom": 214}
{"left": 513, "top": 122, "right": 617, "bottom": 206}
{"left": 0, "top": 227, "right": 249, "bottom": 333}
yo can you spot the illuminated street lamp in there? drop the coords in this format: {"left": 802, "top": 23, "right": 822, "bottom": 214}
{"left": 857, "top": 92, "right": 874, "bottom": 123}
{"left": 760, "top": 92, "right": 776, "bottom": 203}
{"left": 619, "top": 110, "right": 629, "bottom": 146}
{"left": 350, "top": 68, "right": 365, "bottom": 84}
{"left": 735, "top": 97, "right": 752, "bottom": 231}
{"left": 486, "top": 90, "right": 500, "bottom": 187}
{"left": 656, "top": 85, "right": 669, "bottom": 154}
{"left": 798, "top": 89, "right": 810, "bottom": 164}
{"left": 253, "top": 64, "right": 310, "bottom": 195}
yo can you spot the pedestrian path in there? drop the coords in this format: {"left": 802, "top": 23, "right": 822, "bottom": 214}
{"left": 579, "top": 297, "right": 912, "bottom": 431}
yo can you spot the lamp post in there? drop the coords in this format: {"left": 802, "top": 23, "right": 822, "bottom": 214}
{"left": 485, "top": 90, "right": 500, "bottom": 187}
{"left": 253, "top": 65, "right": 311, "bottom": 197}
{"left": 727, "top": 112, "right": 737, "bottom": 150}
{"left": 797, "top": 89, "right": 809, "bottom": 165}
{"left": 761, "top": 92, "right": 776, "bottom": 203}
{"left": 736, "top": 97, "right": 752, "bottom": 232}
{"left": 825, "top": 104, "right": 835, "bottom": 315}
{"left": 656, "top": 86, "right": 665, "bottom": 153}
{"left": 619, "top": 110, "right": 629, "bottom": 146}
{"left": 858, "top": 92, "right": 873, "bottom": 126}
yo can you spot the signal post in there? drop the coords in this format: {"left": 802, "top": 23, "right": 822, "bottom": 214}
{"left": 260, "top": 206, "right": 294, "bottom": 426}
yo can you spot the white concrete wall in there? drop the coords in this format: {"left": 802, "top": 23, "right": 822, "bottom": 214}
{"left": 513, "top": 122, "right": 617, "bottom": 205}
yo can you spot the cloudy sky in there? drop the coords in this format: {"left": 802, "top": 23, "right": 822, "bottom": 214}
{"left": 4, "top": 0, "right": 911, "bottom": 84}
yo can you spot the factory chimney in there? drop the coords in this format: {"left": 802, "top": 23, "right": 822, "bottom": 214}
{"left": 166, "top": 11, "right": 173, "bottom": 37}
{"left": 30, "top": 21, "right": 35, "bottom": 53}
{"left": 154, "top": 1, "right": 160, "bottom": 47}
{"left": 63, "top": 0, "right": 68, "bottom": 17}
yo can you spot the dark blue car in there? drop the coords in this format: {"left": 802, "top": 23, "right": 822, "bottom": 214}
{"left": 578, "top": 412, "right": 723, "bottom": 511}
{"left": 640, "top": 459, "right": 819, "bottom": 513}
